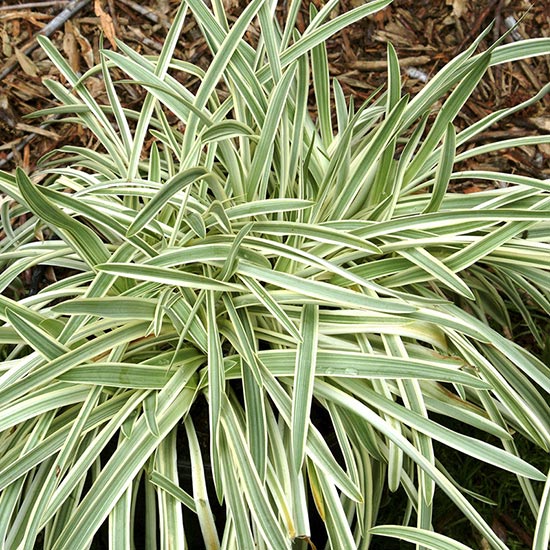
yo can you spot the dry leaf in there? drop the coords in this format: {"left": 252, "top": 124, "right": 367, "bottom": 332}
{"left": 14, "top": 48, "right": 38, "bottom": 77}
{"left": 63, "top": 21, "right": 80, "bottom": 74}
{"left": 71, "top": 22, "right": 95, "bottom": 69}
{"left": 11, "top": 18, "right": 20, "bottom": 40}
{"left": 2, "top": 26, "right": 12, "bottom": 57}
{"left": 94, "top": 0, "right": 117, "bottom": 50}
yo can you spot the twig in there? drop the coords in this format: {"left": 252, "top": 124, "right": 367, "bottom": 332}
{"left": 0, "top": 0, "right": 91, "bottom": 82}
{"left": 0, "top": 114, "right": 62, "bottom": 170}
{"left": 352, "top": 56, "right": 431, "bottom": 71}
{"left": 493, "top": 0, "right": 506, "bottom": 43}
{"left": 117, "top": 0, "right": 165, "bottom": 26}
{"left": 0, "top": 133, "right": 35, "bottom": 169}
{"left": 128, "top": 27, "right": 163, "bottom": 52}
{"left": 0, "top": 1, "right": 70, "bottom": 10}
{"left": 454, "top": 0, "right": 499, "bottom": 53}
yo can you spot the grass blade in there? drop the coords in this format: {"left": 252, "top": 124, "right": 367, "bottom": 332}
{"left": 291, "top": 304, "right": 319, "bottom": 472}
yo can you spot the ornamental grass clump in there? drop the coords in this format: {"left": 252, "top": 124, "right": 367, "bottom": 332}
{"left": 1, "top": 1, "right": 550, "bottom": 548}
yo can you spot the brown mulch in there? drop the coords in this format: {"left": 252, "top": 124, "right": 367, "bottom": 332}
{"left": 0, "top": 0, "right": 548, "bottom": 179}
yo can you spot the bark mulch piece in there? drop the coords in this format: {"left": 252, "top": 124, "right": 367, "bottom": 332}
{"left": 0, "top": 0, "right": 548, "bottom": 177}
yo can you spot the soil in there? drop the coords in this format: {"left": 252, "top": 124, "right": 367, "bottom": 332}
{"left": 0, "top": 0, "right": 549, "bottom": 180}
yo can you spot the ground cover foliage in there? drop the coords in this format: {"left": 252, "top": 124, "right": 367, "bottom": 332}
{"left": 0, "top": 0, "right": 549, "bottom": 548}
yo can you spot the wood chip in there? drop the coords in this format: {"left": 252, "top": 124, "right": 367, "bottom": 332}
{"left": 447, "top": 0, "right": 469, "bottom": 19}
{"left": 528, "top": 117, "right": 550, "bottom": 132}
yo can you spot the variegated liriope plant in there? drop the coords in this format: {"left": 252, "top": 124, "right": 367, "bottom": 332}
{"left": 0, "top": 1, "right": 549, "bottom": 549}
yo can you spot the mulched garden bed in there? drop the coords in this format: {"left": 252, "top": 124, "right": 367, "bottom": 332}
{"left": 0, "top": 0, "right": 548, "bottom": 180}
